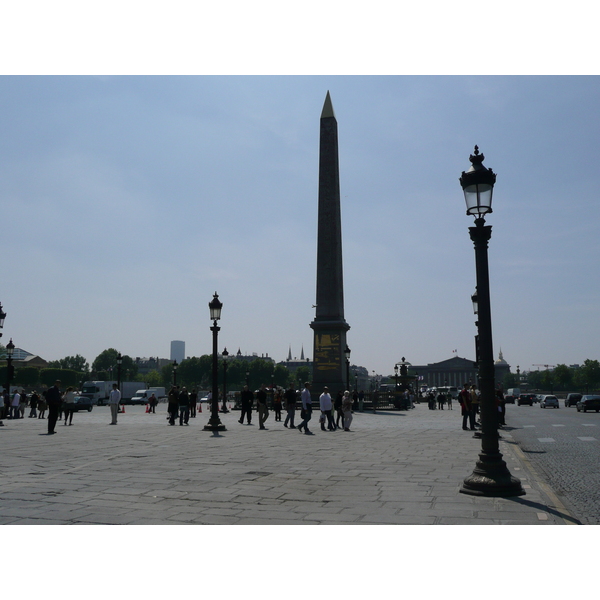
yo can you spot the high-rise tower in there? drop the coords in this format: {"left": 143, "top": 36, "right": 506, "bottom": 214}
{"left": 310, "top": 92, "right": 350, "bottom": 395}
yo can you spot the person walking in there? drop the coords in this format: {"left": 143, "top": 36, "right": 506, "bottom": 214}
{"left": 459, "top": 383, "right": 475, "bottom": 431}
{"left": 239, "top": 385, "right": 254, "bottom": 425}
{"left": 470, "top": 385, "right": 480, "bottom": 424}
{"left": 319, "top": 386, "right": 336, "bottom": 431}
{"left": 178, "top": 387, "right": 190, "bottom": 425}
{"left": 256, "top": 384, "right": 269, "bottom": 430}
{"left": 447, "top": 393, "right": 452, "bottom": 410}
{"left": 167, "top": 386, "right": 179, "bottom": 426}
{"left": 63, "top": 386, "right": 76, "bottom": 425}
{"left": 496, "top": 389, "right": 506, "bottom": 426}
{"left": 342, "top": 390, "right": 353, "bottom": 431}
{"left": 28, "top": 391, "right": 39, "bottom": 418}
{"left": 46, "top": 380, "right": 62, "bottom": 434}
{"left": 148, "top": 393, "right": 158, "bottom": 414}
{"left": 38, "top": 391, "right": 47, "bottom": 419}
{"left": 108, "top": 383, "right": 121, "bottom": 425}
{"left": 10, "top": 389, "right": 20, "bottom": 419}
{"left": 437, "top": 391, "right": 446, "bottom": 410}
{"left": 283, "top": 384, "right": 296, "bottom": 428}
{"left": 0, "top": 388, "right": 7, "bottom": 426}
{"left": 189, "top": 389, "right": 198, "bottom": 418}
{"left": 18, "top": 390, "right": 27, "bottom": 418}
{"left": 334, "top": 390, "right": 344, "bottom": 429}
{"left": 297, "top": 382, "right": 313, "bottom": 434}
{"left": 273, "top": 388, "right": 283, "bottom": 422}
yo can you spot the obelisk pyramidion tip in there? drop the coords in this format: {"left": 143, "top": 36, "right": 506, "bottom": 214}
{"left": 320, "top": 91, "right": 335, "bottom": 119}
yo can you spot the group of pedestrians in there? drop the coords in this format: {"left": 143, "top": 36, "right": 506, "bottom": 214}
{"left": 237, "top": 382, "right": 356, "bottom": 434}
{"left": 165, "top": 385, "right": 199, "bottom": 426}
{"left": 1, "top": 385, "right": 56, "bottom": 428}
{"left": 457, "top": 383, "right": 506, "bottom": 431}
{"left": 426, "top": 391, "right": 453, "bottom": 410}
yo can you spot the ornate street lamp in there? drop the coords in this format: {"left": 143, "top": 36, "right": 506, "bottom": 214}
{"left": 204, "top": 292, "right": 226, "bottom": 432}
{"left": 116, "top": 352, "right": 123, "bottom": 392}
{"left": 221, "top": 348, "right": 229, "bottom": 413}
{"left": 394, "top": 364, "right": 399, "bottom": 389}
{"left": 5, "top": 338, "right": 15, "bottom": 395}
{"left": 172, "top": 360, "right": 178, "bottom": 386}
{"left": 459, "top": 147, "right": 524, "bottom": 498}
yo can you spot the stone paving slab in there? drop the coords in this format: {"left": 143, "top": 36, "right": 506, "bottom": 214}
{"left": 0, "top": 404, "right": 579, "bottom": 524}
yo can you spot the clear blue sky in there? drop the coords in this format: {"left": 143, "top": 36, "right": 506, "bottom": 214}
{"left": 2, "top": 75, "right": 600, "bottom": 376}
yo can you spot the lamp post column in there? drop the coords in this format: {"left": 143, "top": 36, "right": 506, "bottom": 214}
{"left": 459, "top": 146, "right": 524, "bottom": 497}
{"left": 204, "top": 293, "right": 226, "bottom": 432}
{"left": 222, "top": 348, "right": 229, "bottom": 413}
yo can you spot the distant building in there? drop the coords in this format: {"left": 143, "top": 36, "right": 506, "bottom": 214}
{"left": 410, "top": 352, "right": 511, "bottom": 389}
{"left": 135, "top": 356, "right": 171, "bottom": 374}
{"left": 234, "top": 348, "right": 276, "bottom": 364}
{"left": 170, "top": 341, "right": 185, "bottom": 364}
{"left": 279, "top": 345, "right": 311, "bottom": 375}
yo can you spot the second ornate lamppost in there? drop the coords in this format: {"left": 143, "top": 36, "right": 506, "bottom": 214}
{"left": 221, "top": 347, "right": 229, "bottom": 413}
{"left": 204, "top": 292, "right": 226, "bottom": 432}
{"left": 459, "top": 146, "right": 524, "bottom": 498}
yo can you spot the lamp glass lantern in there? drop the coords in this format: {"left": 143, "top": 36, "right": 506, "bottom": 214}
{"left": 0, "top": 303, "right": 6, "bottom": 329}
{"left": 471, "top": 291, "right": 479, "bottom": 315}
{"left": 6, "top": 338, "right": 15, "bottom": 357}
{"left": 459, "top": 146, "right": 496, "bottom": 218}
{"left": 116, "top": 353, "right": 123, "bottom": 365}
{"left": 344, "top": 345, "right": 351, "bottom": 362}
{"left": 209, "top": 292, "right": 223, "bottom": 321}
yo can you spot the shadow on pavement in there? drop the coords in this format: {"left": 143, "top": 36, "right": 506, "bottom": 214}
{"left": 506, "top": 496, "right": 581, "bottom": 524}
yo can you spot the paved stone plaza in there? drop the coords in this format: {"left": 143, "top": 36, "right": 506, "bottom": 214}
{"left": 0, "top": 404, "right": 578, "bottom": 524}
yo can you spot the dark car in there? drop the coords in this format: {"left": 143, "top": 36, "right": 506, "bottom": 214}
{"left": 517, "top": 393, "right": 536, "bottom": 406}
{"left": 576, "top": 395, "right": 600, "bottom": 413}
{"left": 504, "top": 395, "right": 515, "bottom": 404}
{"left": 69, "top": 395, "right": 94, "bottom": 412}
{"left": 565, "top": 393, "right": 582, "bottom": 407}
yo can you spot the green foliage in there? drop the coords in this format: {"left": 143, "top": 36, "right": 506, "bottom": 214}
{"left": 39, "top": 368, "right": 82, "bottom": 388}
{"left": 295, "top": 366, "right": 311, "bottom": 387}
{"left": 47, "top": 354, "right": 90, "bottom": 373}
{"left": 552, "top": 364, "right": 572, "bottom": 390}
{"left": 11, "top": 366, "right": 40, "bottom": 386}
{"left": 91, "top": 349, "right": 138, "bottom": 379}
{"left": 144, "top": 370, "right": 164, "bottom": 388}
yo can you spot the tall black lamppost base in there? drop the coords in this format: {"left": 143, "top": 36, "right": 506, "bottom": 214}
{"left": 203, "top": 422, "right": 227, "bottom": 432}
{"left": 460, "top": 452, "right": 525, "bottom": 497}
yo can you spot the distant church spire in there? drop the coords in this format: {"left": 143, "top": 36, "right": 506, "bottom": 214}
{"left": 301, "top": 345, "right": 305, "bottom": 360}
{"left": 287, "top": 346, "right": 292, "bottom": 361}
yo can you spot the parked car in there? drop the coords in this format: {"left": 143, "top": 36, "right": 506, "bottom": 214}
{"left": 540, "top": 395, "right": 559, "bottom": 409}
{"left": 565, "top": 393, "right": 582, "bottom": 407}
{"left": 517, "top": 393, "right": 536, "bottom": 406}
{"left": 70, "top": 396, "right": 94, "bottom": 412}
{"left": 576, "top": 395, "right": 600, "bottom": 413}
{"left": 504, "top": 395, "right": 516, "bottom": 404}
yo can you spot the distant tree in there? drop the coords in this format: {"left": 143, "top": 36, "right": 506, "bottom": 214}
{"left": 92, "top": 349, "right": 137, "bottom": 379}
{"left": 524, "top": 369, "right": 542, "bottom": 390}
{"left": 47, "top": 354, "right": 90, "bottom": 374}
{"left": 553, "top": 364, "right": 573, "bottom": 391}
{"left": 39, "top": 368, "right": 81, "bottom": 388}
{"left": 11, "top": 366, "right": 40, "bottom": 387}
{"left": 295, "top": 366, "right": 311, "bottom": 388}
{"left": 144, "top": 370, "right": 164, "bottom": 388}
{"left": 579, "top": 359, "right": 600, "bottom": 392}
{"left": 502, "top": 372, "right": 518, "bottom": 390}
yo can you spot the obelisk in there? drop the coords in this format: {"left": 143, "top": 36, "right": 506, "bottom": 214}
{"left": 310, "top": 91, "right": 350, "bottom": 397}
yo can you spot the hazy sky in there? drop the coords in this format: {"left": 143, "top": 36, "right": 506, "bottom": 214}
{"left": 2, "top": 75, "right": 600, "bottom": 375}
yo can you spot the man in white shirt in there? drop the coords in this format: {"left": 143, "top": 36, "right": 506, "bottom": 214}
{"left": 297, "top": 382, "right": 313, "bottom": 435}
{"left": 319, "top": 386, "right": 336, "bottom": 431}
{"left": 108, "top": 384, "right": 121, "bottom": 425}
